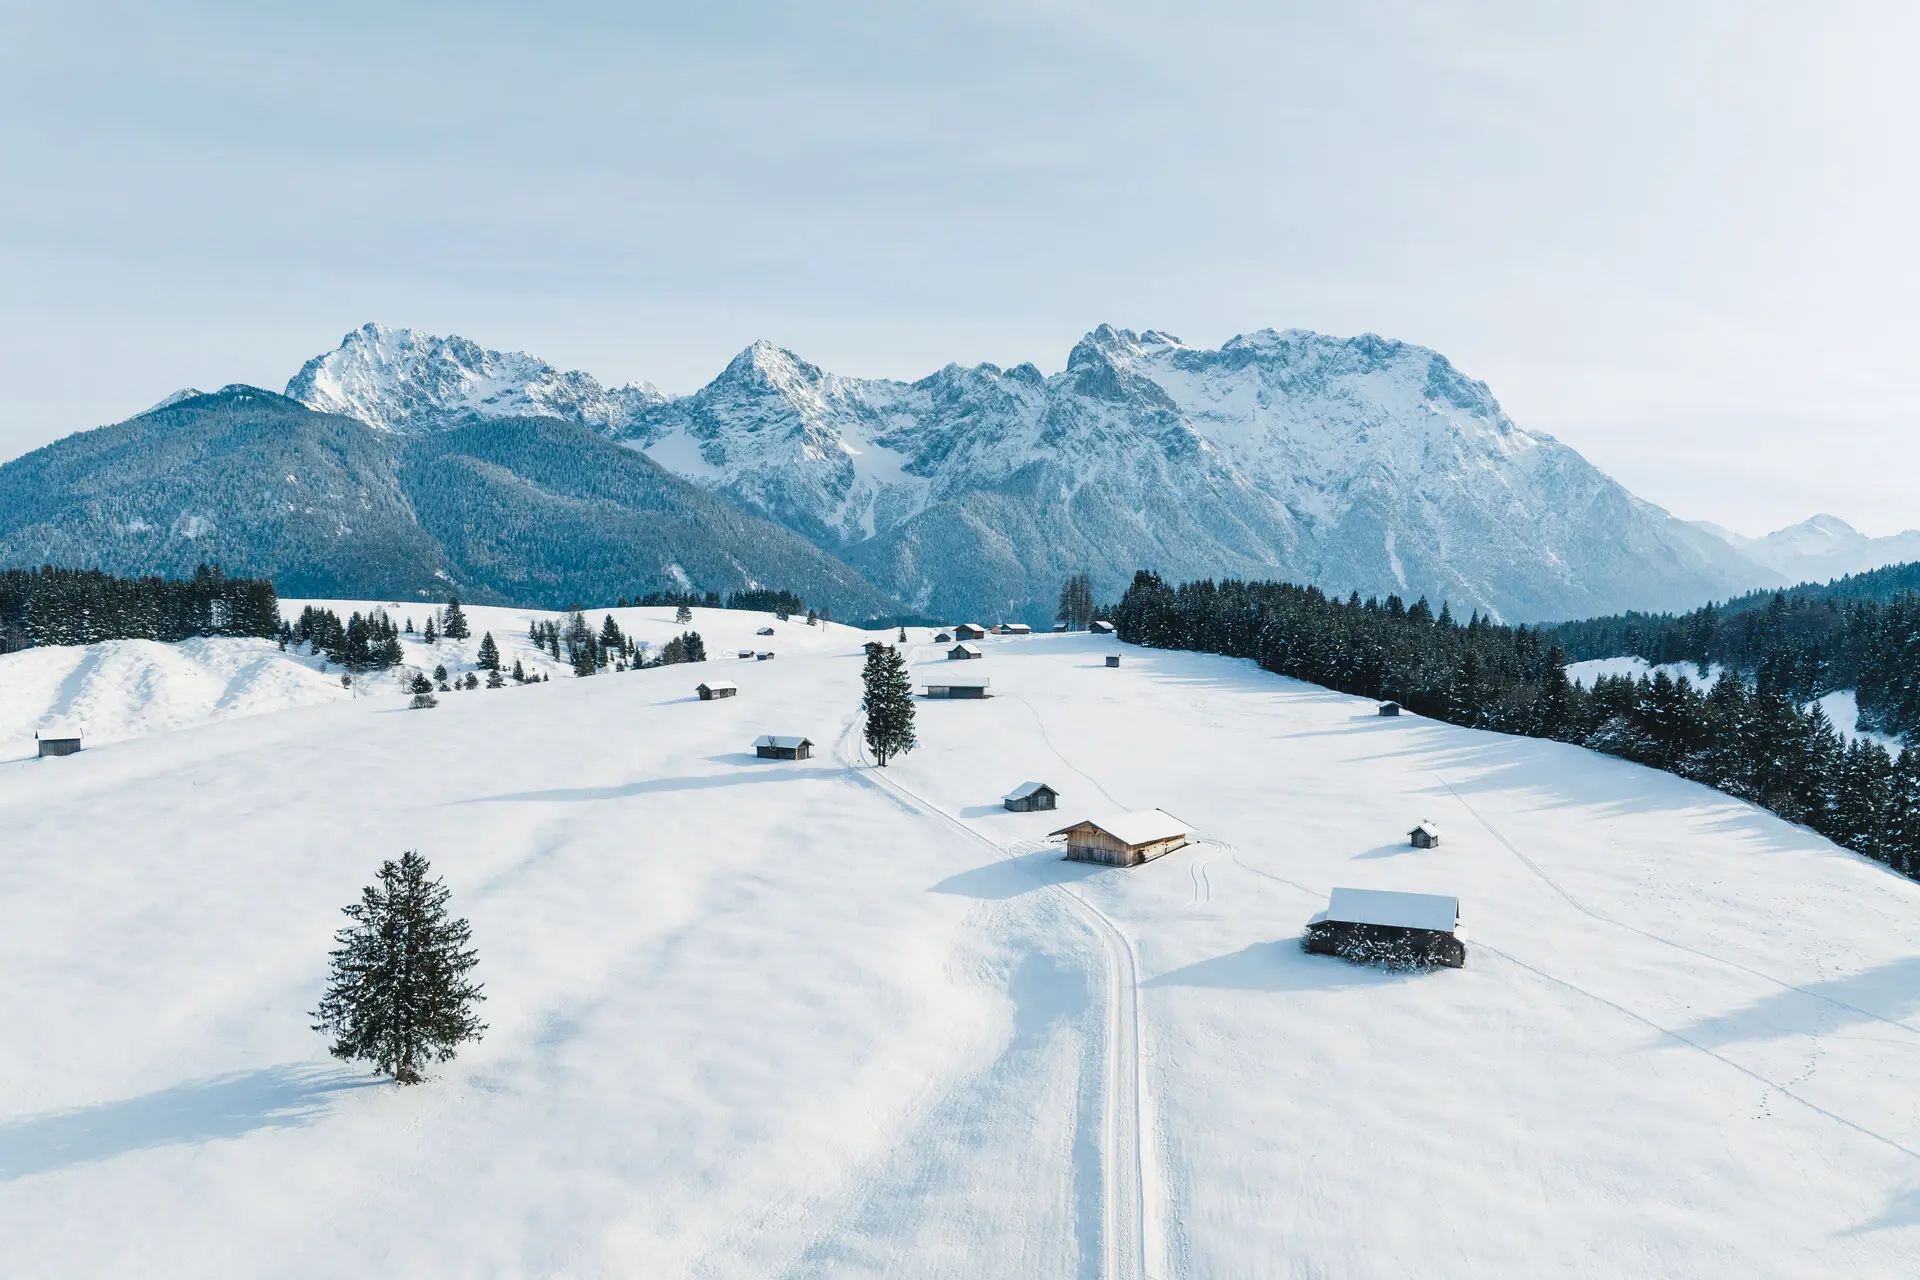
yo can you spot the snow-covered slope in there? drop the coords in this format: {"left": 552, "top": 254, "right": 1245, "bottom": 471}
{"left": 1697, "top": 513, "right": 1920, "bottom": 586}
{"left": 4, "top": 629, "right": 1919, "bottom": 1276}
{"left": 287, "top": 324, "right": 666, "bottom": 433}
{"left": 287, "top": 323, "right": 1774, "bottom": 623}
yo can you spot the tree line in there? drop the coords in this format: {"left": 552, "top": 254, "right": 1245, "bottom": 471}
{"left": 0, "top": 564, "right": 281, "bottom": 652}
{"left": 1110, "top": 571, "right": 1920, "bottom": 881}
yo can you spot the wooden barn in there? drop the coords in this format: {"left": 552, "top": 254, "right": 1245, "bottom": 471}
{"left": 1304, "top": 887, "right": 1465, "bottom": 968}
{"left": 756, "top": 626, "right": 776, "bottom": 636}
{"left": 738, "top": 650, "right": 755, "bottom": 659}
{"left": 1053, "top": 622, "right": 1068, "bottom": 632}
{"left": 1378, "top": 701, "right": 1401, "bottom": 716}
{"left": 935, "top": 632, "right": 953, "bottom": 643}
{"left": 754, "top": 734, "right": 812, "bottom": 760}
{"left": 948, "top": 643, "right": 983, "bottom": 660}
{"left": 1052, "top": 809, "right": 1191, "bottom": 867}
{"left": 696, "top": 681, "right": 737, "bottom": 700}
{"left": 1408, "top": 821, "right": 1440, "bottom": 849}
{"left": 923, "top": 676, "right": 990, "bottom": 699}
{"left": 756, "top": 651, "right": 776, "bottom": 661}
{"left": 1090, "top": 620, "right": 1115, "bottom": 634}
{"left": 954, "top": 623, "right": 987, "bottom": 641}
{"left": 995, "top": 622, "right": 1032, "bottom": 636}
{"left": 1106, "top": 655, "right": 1121, "bottom": 667}
{"left": 36, "top": 722, "right": 83, "bottom": 758}
{"left": 1003, "top": 781, "right": 1059, "bottom": 812}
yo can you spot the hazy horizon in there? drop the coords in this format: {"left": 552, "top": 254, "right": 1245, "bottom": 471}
{"left": 4, "top": 2, "right": 1916, "bottom": 538}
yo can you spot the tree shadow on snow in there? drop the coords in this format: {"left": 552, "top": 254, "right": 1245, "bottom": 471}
{"left": 1142, "top": 940, "right": 1426, "bottom": 992}
{"left": 0, "top": 1063, "right": 379, "bottom": 1181}
{"left": 459, "top": 760, "right": 838, "bottom": 805}
{"left": 929, "top": 849, "right": 1105, "bottom": 900}
{"left": 1672, "top": 954, "right": 1920, "bottom": 1048}
{"left": 1842, "top": 1183, "right": 1920, "bottom": 1236}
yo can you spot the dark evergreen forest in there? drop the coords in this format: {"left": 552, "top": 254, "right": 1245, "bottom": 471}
{"left": 1110, "top": 571, "right": 1920, "bottom": 882}
{"left": 0, "top": 564, "right": 281, "bottom": 653}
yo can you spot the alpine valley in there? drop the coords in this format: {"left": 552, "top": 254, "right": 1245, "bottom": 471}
{"left": 0, "top": 321, "right": 1827, "bottom": 621}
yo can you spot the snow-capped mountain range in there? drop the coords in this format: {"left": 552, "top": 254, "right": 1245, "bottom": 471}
{"left": 1693, "top": 514, "right": 1920, "bottom": 587}
{"left": 283, "top": 323, "right": 1779, "bottom": 621}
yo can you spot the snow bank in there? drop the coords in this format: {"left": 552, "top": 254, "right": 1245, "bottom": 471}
{"left": 1565, "top": 655, "right": 1721, "bottom": 688}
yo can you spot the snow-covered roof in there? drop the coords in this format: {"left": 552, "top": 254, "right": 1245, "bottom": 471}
{"left": 753, "top": 735, "right": 811, "bottom": 749}
{"left": 1409, "top": 820, "right": 1439, "bottom": 838}
{"left": 1003, "top": 781, "right": 1055, "bottom": 801}
{"left": 926, "top": 675, "right": 990, "bottom": 688}
{"left": 949, "top": 644, "right": 982, "bottom": 656}
{"left": 36, "top": 720, "right": 83, "bottom": 741}
{"left": 1000, "top": 623, "right": 1032, "bottom": 633}
{"left": 698, "top": 681, "right": 737, "bottom": 692}
{"left": 1090, "top": 620, "right": 1115, "bottom": 632}
{"left": 1055, "top": 808, "right": 1191, "bottom": 847}
{"left": 1318, "top": 888, "right": 1458, "bottom": 933}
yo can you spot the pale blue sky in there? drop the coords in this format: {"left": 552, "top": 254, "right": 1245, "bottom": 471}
{"left": 4, "top": 1, "right": 1916, "bottom": 535}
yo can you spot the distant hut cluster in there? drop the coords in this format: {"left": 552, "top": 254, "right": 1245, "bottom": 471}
{"left": 1053, "top": 809, "right": 1191, "bottom": 867}
{"left": 1002, "top": 781, "right": 1058, "bottom": 812}
{"left": 1305, "top": 888, "right": 1465, "bottom": 968}
{"left": 36, "top": 722, "right": 83, "bottom": 758}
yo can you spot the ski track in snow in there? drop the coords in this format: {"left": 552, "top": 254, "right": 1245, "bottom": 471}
{"left": 836, "top": 711, "right": 1161, "bottom": 1280}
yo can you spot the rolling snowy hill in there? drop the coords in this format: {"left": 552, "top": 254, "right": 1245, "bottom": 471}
{"left": 4, "top": 625, "right": 1918, "bottom": 1276}
{"left": 286, "top": 323, "right": 1777, "bottom": 623}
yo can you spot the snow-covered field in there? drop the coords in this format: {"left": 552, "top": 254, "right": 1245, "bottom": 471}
{"left": 4, "top": 619, "right": 1920, "bottom": 1277}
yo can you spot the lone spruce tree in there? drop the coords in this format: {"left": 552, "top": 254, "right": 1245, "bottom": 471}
{"left": 862, "top": 642, "right": 917, "bottom": 766}
{"left": 442, "top": 597, "right": 471, "bottom": 640}
{"left": 476, "top": 631, "right": 500, "bottom": 671}
{"left": 312, "top": 851, "right": 486, "bottom": 1085}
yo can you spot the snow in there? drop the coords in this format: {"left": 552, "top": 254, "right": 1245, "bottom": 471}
{"left": 4, "top": 629, "right": 1920, "bottom": 1275}
{"left": 1565, "top": 655, "right": 1721, "bottom": 688}
{"left": 1068, "top": 808, "right": 1192, "bottom": 848}
{"left": 1318, "top": 887, "right": 1460, "bottom": 933}
{"left": 1815, "top": 689, "right": 1904, "bottom": 752}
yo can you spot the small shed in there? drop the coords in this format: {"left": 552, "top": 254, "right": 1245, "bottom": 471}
{"left": 737, "top": 650, "right": 754, "bottom": 659}
{"left": 697, "top": 681, "right": 738, "bottom": 700}
{"left": 1053, "top": 622, "right": 1068, "bottom": 632}
{"left": 935, "top": 631, "right": 953, "bottom": 643}
{"left": 997, "top": 622, "right": 1032, "bottom": 636}
{"left": 1052, "top": 809, "right": 1191, "bottom": 867}
{"left": 1408, "top": 820, "right": 1440, "bottom": 849}
{"left": 756, "top": 626, "right": 776, "bottom": 636}
{"left": 756, "top": 651, "right": 776, "bottom": 661}
{"left": 924, "top": 676, "right": 991, "bottom": 699}
{"left": 1304, "top": 887, "right": 1465, "bottom": 968}
{"left": 1090, "top": 620, "right": 1115, "bottom": 635}
{"left": 954, "top": 623, "right": 987, "bottom": 641}
{"left": 1378, "top": 701, "right": 1401, "bottom": 717}
{"left": 36, "top": 721, "right": 83, "bottom": 758}
{"left": 948, "top": 643, "right": 983, "bottom": 661}
{"left": 754, "top": 734, "right": 813, "bottom": 760}
{"left": 1003, "top": 781, "right": 1059, "bottom": 813}
{"left": 1105, "top": 654, "right": 1120, "bottom": 668}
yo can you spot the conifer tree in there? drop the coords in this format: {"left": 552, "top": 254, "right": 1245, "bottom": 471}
{"left": 311, "top": 851, "right": 485, "bottom": 1085}
{"left": 676, "top": 603, "right": 693, "bottom": 625}
{"left": 486, "top": 669, "right": 504, "bottom": 689}
{"left": 442, "top": 597, "right": 470, "bottom": 640}
{"left": 423, "top": 616, "right": 437, "bottom": 644}
{"left": 476, "top": 632, "right": 500, "bottom": 671}
{"left": 511, "top": 657, "right": 526, "bottom": 683}
{"left": 862, "top": 642, "right": 917, "bottom": 767}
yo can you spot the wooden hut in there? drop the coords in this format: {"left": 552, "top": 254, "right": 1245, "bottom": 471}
{"left": 756, "top": 651, "right": 776, "bottom": 661}
{"left": 935, "top": 632, "right": 953, "bottom": 643}
{"left": 923, "top": 675, "right": 990, "bottom": 699}
{"left": 1304, "top": 888, "right": 1465, "bottom": 968}
{"left": 1105, "top": 655, "right": 1120, "bottom": 668}
{"left": 36, "top": 722, "right": 83, "bottom": 758}
{"left": 1003, "top": 781, "right": 1059, "bottom": 813}
{"left": 1052, "top": 810, "right": 1191, "bottom": 867}
{"left": 954, "top": 623, "right": 987, "bottom": 641}
{"left": 756, "top": 626, "right": 776, "bottom": 636}
{"left": 996, "top": 622, "right": 1032, "bottom": 636}
{"left": 1408, "top": 821, "right": 1440, "bottom": 849}
{"left": 1378, "top": 701, "right": 1401, "bottom": 717}
{"left": 1053, "top": 622, "right": 1068, "bottom": 632}
{"left": 948, "top": 643, "right": 983, "bottom": 660}
{"left": 754, "top": 734, "right": 812, "bottom": 760}
{"left": 1090, "top": 620, "right": 1115, "bottom": 635}
{"left": 696, "top": 681, "right": 738, "bottom": 700}
{"left": 737, "top": 650, "right": 755, "bottom": 659}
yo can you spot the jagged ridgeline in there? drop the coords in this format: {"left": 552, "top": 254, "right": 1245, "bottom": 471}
{"left": 0, "top": 564, "right": 281, "bottom": 652}
{"left": 1111, "top": 571, "right": 1920, "bottom": 882}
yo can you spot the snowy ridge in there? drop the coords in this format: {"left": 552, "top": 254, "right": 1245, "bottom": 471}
{"left": 288, "top": 322, "right": 1775, "bottom": 622}
{"left": 286, "top": 323, "right": 666, "bottom": 433}
{"left": 1695, "top": 513, "right": 1920, "bottom": 585}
